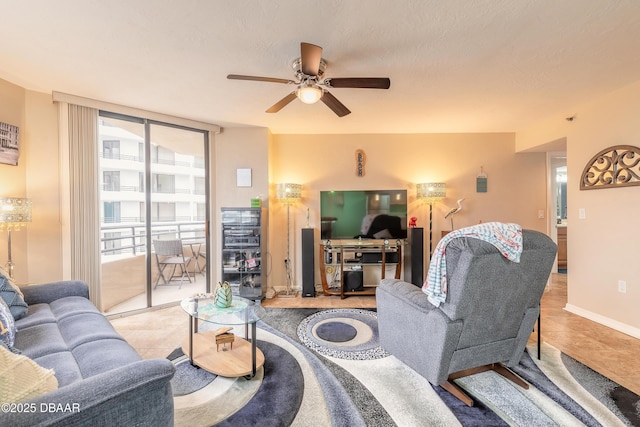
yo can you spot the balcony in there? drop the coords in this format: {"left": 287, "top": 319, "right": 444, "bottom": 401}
{"left": 101, "top": 221, "right": 208, "bottom": 315}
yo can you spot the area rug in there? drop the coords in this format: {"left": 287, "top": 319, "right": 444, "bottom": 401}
{"left": 168, "top": 308, "right": 639, "bottom": 426}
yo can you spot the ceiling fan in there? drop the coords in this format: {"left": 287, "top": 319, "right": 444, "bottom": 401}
{"left": 227, "top": 42, "right": 391, "bottom": 117}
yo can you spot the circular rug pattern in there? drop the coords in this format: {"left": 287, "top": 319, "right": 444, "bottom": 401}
{"left": 171, "top": 357, "right": 218, "bottom": 396}
{"left": 316, "top": 321, "right": 358, "bottom": 342}
{"left": 169, "top": 340, "right": 304, "bottom": 426}
{"left": 297, "top": 308, "right": 390, "bottom": 360}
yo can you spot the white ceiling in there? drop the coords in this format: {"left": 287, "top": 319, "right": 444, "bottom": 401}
{"left": 2, "top": 1, "right": 639, "bottom": 134}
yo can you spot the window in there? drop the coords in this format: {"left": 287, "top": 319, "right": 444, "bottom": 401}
{"left": 103, "top": 140, "right": 120, "bottom": 159}
{"left": 194, "top": 176, "right": 205, "bottom": 195}
{"left": 153, "top": 174, "right": 175, "bottom": 193}
{"left": 196, "top": 203, "right": 206, "bottom": 221}
{"left": 103, "top": 171, "right": 120, "bottom": 191}
{"left": 152, "top": 202, "right": 176, "bottom": 222}
{"left": 104, "top": 202, "right": 121, "bottom": 223}
{"left": 97, "top": 110, "right": 209, "bottom": 315}
{"left": 151, "top": 145, "right": 175, "bottom": 166}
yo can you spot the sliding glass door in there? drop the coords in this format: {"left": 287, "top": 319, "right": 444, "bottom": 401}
{"left": 98, "top": 113, "right": 209, "bottom": 314}
{"left": 149, "top": 122, "right": 207, "bottom": 307}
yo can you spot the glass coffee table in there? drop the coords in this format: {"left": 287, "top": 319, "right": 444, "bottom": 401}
{"left": 180, "top": 295, "right": 265, "bottom": 379}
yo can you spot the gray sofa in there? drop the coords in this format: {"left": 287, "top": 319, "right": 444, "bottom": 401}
{"left": 377, "top": 229, "right": 557, "bottom": 405}
{"left": 3, "top": 280, "right": 175, "bottom": 427}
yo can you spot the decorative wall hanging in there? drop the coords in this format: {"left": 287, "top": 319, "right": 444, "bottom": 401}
{"left": 580, "top": 145, "right": 640, "bottom": 190}
{"left": 355, "top": 149, "right": 366, "bottom": 177}
{"left": 0, "top": 122, "right": 20, "bottom": 166}
{"left": 476, "top": 166, "right": 488, "bottom": 192}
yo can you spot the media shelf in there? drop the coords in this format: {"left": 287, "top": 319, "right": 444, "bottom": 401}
{"left": 319, "top": 239, "right": 403, "bottom": 299}
{"left": 221, "top": 207, "right": 267, "bottom": 300}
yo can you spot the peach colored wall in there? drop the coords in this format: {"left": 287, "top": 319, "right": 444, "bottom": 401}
{"left": 0, "top": 82, "right": 63, "bottom": 285}
{"left": 565, "top": 83, "right": 640, "bottom": 335}
{"left": 518, "top": 80, "right": 640, "bottom": 337}
{"left": 269, "top": 133, "right": 547, "bottom": 290}
{"left": 24, "top": 91, "right": 62, "bottom": 284}
{"left": 213, "top": 127, "right": 271, "bottom": 287}
{"left": 0, "top": 79, "right": 29, "bottom": 284}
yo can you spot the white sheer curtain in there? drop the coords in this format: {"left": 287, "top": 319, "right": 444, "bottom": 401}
{"left": 60, "top": 103, "right": 101, "bottom": 307}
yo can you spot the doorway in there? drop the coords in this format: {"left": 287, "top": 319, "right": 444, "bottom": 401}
{"left": 549, "top": 154, "right": 567, "bottom": 273}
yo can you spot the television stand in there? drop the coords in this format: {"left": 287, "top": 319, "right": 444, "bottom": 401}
{"left": 319, "top": 239, "right": 403, "bottom": 299}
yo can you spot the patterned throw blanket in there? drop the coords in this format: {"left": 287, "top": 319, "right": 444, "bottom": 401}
{"left": 422, "top": 222, "right": 523, "bottom": 307}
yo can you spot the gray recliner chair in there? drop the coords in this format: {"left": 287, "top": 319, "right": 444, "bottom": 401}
{"left": 376, "top": 229, "right": 557, "bottom": 406}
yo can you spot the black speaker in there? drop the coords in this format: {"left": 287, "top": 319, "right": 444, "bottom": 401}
{"left": 301, "top": 228, "right": 315, "bottom": 297}
{"left": 410, "top": 227, "right": 424, "bottom": 286}
{"left": 343, "top": 270, "right": 364, "bottom": 291}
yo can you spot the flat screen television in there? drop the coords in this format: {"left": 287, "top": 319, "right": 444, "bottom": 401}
{"left": 320, "top": 190, "right": 408, "bottom": 240}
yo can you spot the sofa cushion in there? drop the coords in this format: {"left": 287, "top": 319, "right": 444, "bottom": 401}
{"left": 0, "top": 268, "right": 28, "bottom": 320}
{"left": 11, "top": 303, "right": 57, "bottom": 329}
{"left": 0, "top": 298, "right": 16, "bottom": 348}
{"left": 13, "top": 323, "right": 69, "bottom": 359}
{"left": 72, "top": 339, "right": 142, "bottom": 378}
{"left": 0, "top": 342, "right": 58, "bottom": 402}
{"left": 49, "top": 296, "right": 103, "bottom": 320}
{"left": 14, "top": 294, "right": 142, "bottom": 387}
{"left": 30, "top": 351, "right": 83, "bottom": 387}
{"left": 57, "top": 312, "right": 125, "bottom": 349}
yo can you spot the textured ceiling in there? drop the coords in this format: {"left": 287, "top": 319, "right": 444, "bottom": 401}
{"left": 1, "top": 1, "right": 639, "bottom": 134}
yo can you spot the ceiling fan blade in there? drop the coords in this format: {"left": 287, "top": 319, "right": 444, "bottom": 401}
{"left": 325, "top": 77, "right": 391, "bottom": 89}
{"left": 320, "top": 91, "right": 351, "bottom": 117}
{"left": 266, "top": 92, "right": 297, "bottom": 113}
{"left": 300, "top": 42, "right": 323, "bottom": 76}
{"left": 227, "top": 74, "right": 295, "bottom": 84}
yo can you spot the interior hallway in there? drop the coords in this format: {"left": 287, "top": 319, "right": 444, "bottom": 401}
{"left": 110, "top": 273, "right": 640, "bottom": 396}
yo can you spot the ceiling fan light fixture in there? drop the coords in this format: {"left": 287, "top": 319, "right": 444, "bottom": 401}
{"left": 296, "top": 84, "right": 323, "bottom": 104}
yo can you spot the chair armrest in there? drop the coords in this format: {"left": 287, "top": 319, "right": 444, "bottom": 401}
{"left": 377, "top": 279, "right": 463, "bottom": 385}
{"left": 0, "top": 358, "right": 175, "bottom": 427}
{"left": 20, "top": 281, "right": 90, "bottom": 305}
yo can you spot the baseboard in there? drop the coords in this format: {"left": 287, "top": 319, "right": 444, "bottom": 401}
{"left": 564, "top": 304, "right": 640, "bottom": 339}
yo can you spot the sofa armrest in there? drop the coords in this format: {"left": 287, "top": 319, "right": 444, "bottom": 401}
{"left": 1, "top": 358, "right": 175, "bottom": 427}
{"left": 20, "top": 281, "right": 90, "bottom": 305}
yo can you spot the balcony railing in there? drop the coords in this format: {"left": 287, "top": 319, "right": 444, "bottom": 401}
{"left": 100, "top": 152, "right": 204, "bottom": 169}
{"left": 101, "top": 221, "right": 206, "bottom": 256}
{"left": 103, "top": 185, "right": 142, "bottom": 192}
{"left": 101, "top": 185, "right": 201, "bottom": 194}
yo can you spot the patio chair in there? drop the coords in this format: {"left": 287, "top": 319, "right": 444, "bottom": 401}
{"left": 153, "top": 239, "right": 192, "bottom": 289}
{"left": 198, "top": 248, "right": 206, "bottom": 275}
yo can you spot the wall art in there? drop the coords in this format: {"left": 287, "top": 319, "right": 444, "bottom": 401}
{"left": 355, "top": 149, "right": 366, "bottom": 177}
{"left": 0, "top": 122, "right": 19, "bottom": 166}
{"left": 580, "top": 145, "right": 640, "bottom": 190}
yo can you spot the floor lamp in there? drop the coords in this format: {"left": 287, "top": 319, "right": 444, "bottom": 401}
{"left": 0, "top": 197, "right": 32, "bottom": 278}
{"left": 416, "top": 183, "right": 446, "bottom": 258}
{"left": 276, "top": 183, "right": 301, "bottom": 298}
